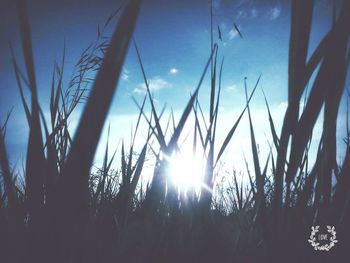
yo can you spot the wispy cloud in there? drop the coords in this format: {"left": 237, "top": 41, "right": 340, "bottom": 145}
{"left": 251, "top": 8, "right": 258, "bottom": 18}
{"left": 226, "top": 84, "right": 238, "bottom": 93}
{"left": 169, "top": 68, "right": 179, "bottom": 75}
{"left": 228, "top": 27, "right": 238, "bottom": 40}
{"left": 269, "top": 6, "right": 281, "bottom": 20}
{"left": 133, "top": 76, "right": 170, "bottom": 94}
{"left": 236, "top": 10, "right": 247, "bottom": 20}
{"left": 122, "top": 69, "right": 129, "bottom": 81}
{"left": 220, "top": 22, "right": 227, "bottom": 31}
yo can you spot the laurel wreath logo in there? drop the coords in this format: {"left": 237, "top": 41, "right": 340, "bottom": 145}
{"left": 308, "top": 225, "right": 338, "bottom": 251}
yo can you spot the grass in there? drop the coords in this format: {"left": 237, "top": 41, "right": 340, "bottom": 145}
{"left": 0, "top": 0, "right": 350, "bottom": 262}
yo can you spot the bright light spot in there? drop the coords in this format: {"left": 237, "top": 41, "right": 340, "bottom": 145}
{"left": 169, "top": 68, "right": 179, "bottom": 75}
{"left": 167, "top": 150, "right": 204, "bottom": 192}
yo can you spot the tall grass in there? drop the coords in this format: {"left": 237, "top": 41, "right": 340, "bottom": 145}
{"left": 0, "top": 0, "right": 349, "bottom": 262}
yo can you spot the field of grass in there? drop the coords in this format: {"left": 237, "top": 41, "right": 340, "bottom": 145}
{"left": 0, "top": 0, "right": 349, "bottom": 262}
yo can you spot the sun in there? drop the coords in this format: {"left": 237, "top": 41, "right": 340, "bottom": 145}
{"left": 166, "top": 149, "right": 204, "bottom": 192}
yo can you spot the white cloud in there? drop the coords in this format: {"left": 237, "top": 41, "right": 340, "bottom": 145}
{"left": 122, "top": 69, "right": 129, "bottom": 81}
{"left": 169, "top": 68, "right": 179, "bottom": 75}
{"left": 269, "top": 6, "right": 281, "bottom": 20}
{"left": 226, "top": 84, "right": 238, "bottom": 93}
{"left": 133, "top": 76, "right": 170, "bottom": 94}
{"left": 228, "top": 28, "right": 238, "bottom": 40}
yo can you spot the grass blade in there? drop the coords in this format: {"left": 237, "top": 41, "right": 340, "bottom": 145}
{"left": 215, "top": 75, "right": 260, "bottom": 167}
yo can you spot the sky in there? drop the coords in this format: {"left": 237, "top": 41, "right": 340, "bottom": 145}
{"left": 0, "top": 0, "right": 348, "bottom": 185}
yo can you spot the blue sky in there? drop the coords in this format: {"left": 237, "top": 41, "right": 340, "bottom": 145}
{"left": 0, "top": 0, "right": 348, "bottom": 178}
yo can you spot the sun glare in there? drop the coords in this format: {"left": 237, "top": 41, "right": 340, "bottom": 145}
{"left": 167, "top": 150, "right": 204, "bottom": 192}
